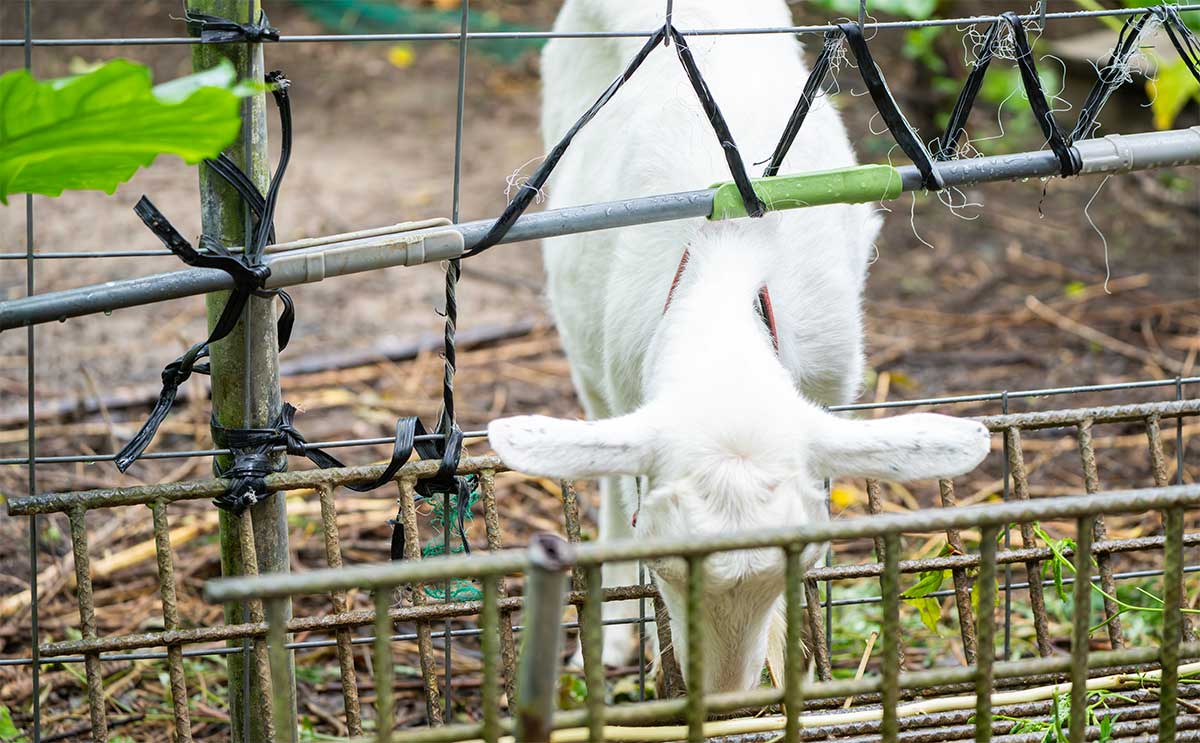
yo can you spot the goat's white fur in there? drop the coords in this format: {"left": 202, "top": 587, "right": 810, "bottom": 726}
{"left": 488, "top": 0, "right": 990, "bottom": 693}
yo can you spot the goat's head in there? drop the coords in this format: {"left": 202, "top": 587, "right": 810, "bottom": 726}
{"left": 488, "top": 394, "right": 989, "bottom": 691}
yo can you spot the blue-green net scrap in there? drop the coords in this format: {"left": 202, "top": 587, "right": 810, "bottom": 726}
{"left": 419, "top": 475, "right": 482, "bottom": 601}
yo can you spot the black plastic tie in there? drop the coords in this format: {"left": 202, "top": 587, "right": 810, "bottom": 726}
{"left": 184, "top": 9, "right": 279, "bottom": 44}
{"left": 838, "top": 22, "right": 945, "bottom": 191}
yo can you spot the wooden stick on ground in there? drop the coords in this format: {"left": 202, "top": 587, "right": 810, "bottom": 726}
{"left": 1025, "top": 295, "right": 1185, "bottom": 375}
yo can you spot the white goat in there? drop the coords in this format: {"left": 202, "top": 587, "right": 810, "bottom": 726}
{"left": 488, "top": 0, "right": 990, "bottom": 693}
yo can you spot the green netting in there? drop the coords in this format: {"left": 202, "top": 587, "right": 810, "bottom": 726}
{"left": 420, "top": 477, "right": 483, "bottom": 601}
{"left": 291, "top": 0, "right": 543, "bottom": 62}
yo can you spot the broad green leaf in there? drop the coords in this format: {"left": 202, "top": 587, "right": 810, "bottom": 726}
{"left": 1148, "top": 59, "right": 1200, "bottom": 131}
{"left": 0, "top": 58, "right": 249, "bottom": 204}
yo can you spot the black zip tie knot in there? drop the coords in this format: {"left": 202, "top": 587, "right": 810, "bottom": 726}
{"left": 184, "top": 8, "right": 279, "bottom": 44}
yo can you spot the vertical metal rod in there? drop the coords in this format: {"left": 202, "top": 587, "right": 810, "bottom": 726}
{"left": 880, "top": 533, "right": 901, "bottom": 743}
{"left": 824, "top": 479, "right": 833, "bottom": 667}
{"left": 1001, "top": 392, "right": 1013, "bottom": 661}
{"left": 686, "top": 555, "right": 706, "bottom": 743}
{"left": 1176, "top": 378, "right": 1186, "bottom": 486}
{"left": 317, "top": 485, "right": 362, "bottom": 736}
{"left": 237, "top": 509, "right": 277, "bottom": 741}
{"left": 784, "top": 545, "right": 806, "bottom": 743}
{"left": 1007, "top": 428, "right": 1053, "bottom": 657}
{"left": 515, "top": 534, "right": 573, "bottom": 743}
{"left": 481, "top": 470, "right": 518, "bottom": 703}
{"left": 22, "top": 0, "right": 40, "bottom": 739}
{"left": 1161, "top": 506, "right": 1185, "bottom": 743}
{"left": 264, "top": 598, "right": 295, "bottom": 743}
{"left": 374, "top": 591, "right": 395, "bottom": 743}
{"left": 804, "top": 578, "right": 832, "bottom": 681}
{"left": 481, "top": 576, "right": 501, "bottom": 743}
{"left": 976, "top": 525, "right": 1000, "bottom": 743}
{"left": 1077, "top": 420, "right": 1124, "bottom": 649}
{"left": 583, "top": 565, "right": 605, "bottom": 742}
{"left": 440, "top": 2, "right": 472, "bottom": 717}
{"left": 150, "top": 501, "right": 194, "bottom": 742}
{"left": 68, "top": 508, "right": 108, "bottom": 743}
{"left": 399, "top": 478, "right": 444, "bottom": 724}
{"left": 187, "top": 0, "right": 292, "bottom": 738}
{"left": 938, "top": 480, "right": 977, "bottom": 665}
{"left": 1068, "top": 516, "right": 1096, "bottom": 743}
{"left": 638, "top": 477, "right": 647, "bottom": 702}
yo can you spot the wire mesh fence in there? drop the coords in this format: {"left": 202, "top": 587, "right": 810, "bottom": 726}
{"left": 2, "top": 1, "right": 1199, "bottom": 741}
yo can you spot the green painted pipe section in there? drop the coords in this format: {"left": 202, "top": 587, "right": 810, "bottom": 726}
{"left": 707, "top": 164, "right": 903, "bottom": 220}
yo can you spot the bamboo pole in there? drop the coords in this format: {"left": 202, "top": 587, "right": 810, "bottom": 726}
{"left": 187, "top": 0, "right": 295, "bottom": 739}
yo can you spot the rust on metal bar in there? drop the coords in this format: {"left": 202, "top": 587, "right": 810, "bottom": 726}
{"left": 975, "top": 399, "right": 1200, "bottom": 431}
{"left": 1005, "top": 429, "right": 1053, "bottom": 658}
{"left": 1077, "top": 419, "right": 1124, "bottom": 650}
{"left": 480, "top": 469, "right": 518, "bottom": 705}
{"left": 236, "top": 508, "right": 278, "bottom": 741}
{"left": 317, "top": 483, "right": 363, "bottom": 737}
{"left": 938, "top": 479, "right": 977, "bottom": 665}
{"left": 400, "top": 476, "right": 444, "bottom": 725}
{"left": 69, "top": 507, "right": 109, "bottom": 743}
{"left": 1069, "top": 515, "right": 1096, "bottom": 743}
{"left": 1149, "top": 415, "right": 1196, "bottom": 643}
{"left": 804, "top": 576, "right": 832, "bottom": 681}
{"left": 150, "top": 500, "right": 194, "bottom": 743}
{"left": 5, "top": 455, "right": 506, "bottom": 515}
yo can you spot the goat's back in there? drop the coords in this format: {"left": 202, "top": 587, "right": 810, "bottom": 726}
{"left": 540, "top": 0, "right": 881, "bottom": 414}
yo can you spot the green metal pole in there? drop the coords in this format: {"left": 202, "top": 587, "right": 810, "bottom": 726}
{"left": 514, "top": 534, "right": 573, "bottom": 743}
{"left": 187, "top": 1, "right": 295, "bottom": 740}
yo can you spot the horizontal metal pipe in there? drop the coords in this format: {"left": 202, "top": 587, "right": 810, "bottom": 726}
{"left": 1, "top": 4, "right": 1195, "bottom": 46}
{"left": 204, "top": 483, "right": 1200, "bottom": 601}
{"left": 5, "top": 128, "right": 1198, "bottom": 333}
{"left": 12, "top": 559, "right": 1196, "bottom": 667}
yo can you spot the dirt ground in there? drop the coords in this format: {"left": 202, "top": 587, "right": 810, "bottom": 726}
{"left": 1, "top": 1, "right": 1199, "bottom": 740}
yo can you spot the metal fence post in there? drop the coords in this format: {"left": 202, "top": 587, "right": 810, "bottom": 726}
{"left": 187, "top": 1, "right": 295, "bottom": 740}
{"left": 514, "top": 534, "right": 573, "bottom": 743}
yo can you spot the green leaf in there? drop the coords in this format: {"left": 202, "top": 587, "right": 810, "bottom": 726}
{"left": 0, "top": 58, "right": 249, "bottom": 204}
{"left": 1148, "top": 59, "right": 1200, "bottom": 131}
{"left": 902, "top": 568, "right": 947, "bottom": 599}
{"left": 0, "top": 705, "right": 26, "bottom": 743}
{"left": 910, "top": 596, "right": 944, "bottom": 634}
{"left": 902, "top": 568, "right": 949, "bottom": 635}
{"left": 558, "top": 673, "right": 589, "bottom": 710}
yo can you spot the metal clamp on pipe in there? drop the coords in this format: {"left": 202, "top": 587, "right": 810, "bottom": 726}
{"left": 1075, "top": 126, "right": 1200, "bottom": 175}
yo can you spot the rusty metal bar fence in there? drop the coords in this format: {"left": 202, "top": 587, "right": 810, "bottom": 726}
{"left": 205, "top": 480, "right": 1200, "bottom": 743}
{"left": 6, "top": 397, "right": 1198, "bottom": 741}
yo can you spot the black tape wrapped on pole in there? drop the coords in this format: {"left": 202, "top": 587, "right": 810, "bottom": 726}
{"left": 183, "top": 7, "right": 279, "bottom": 44}
{"left": 114, "top": 73, "right": 296, "bottom": 472}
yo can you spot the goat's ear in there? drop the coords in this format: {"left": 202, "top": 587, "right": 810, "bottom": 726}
{"left": 809, "top": 413, "right": 991, "bottom": 481}
{"left": 488, "top": 412, "right": 657, "bottom": 479}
